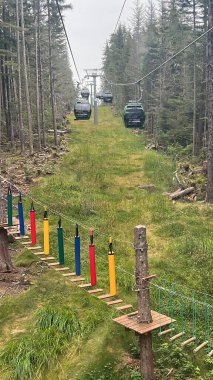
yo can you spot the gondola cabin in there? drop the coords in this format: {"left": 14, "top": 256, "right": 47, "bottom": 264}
{"left": 74, "top": 99, "right": 92, "bottom": 120}
{"left": 102, "top": 91, "right": 113, "bottom": 103}
{"left": 81, "top": 88, "right": 90, "bottom": 99}
{"left": 123, "top": 101, "right": 145, "bottom": 129}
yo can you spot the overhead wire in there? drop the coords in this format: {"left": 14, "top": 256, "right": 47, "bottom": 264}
{"left": 114, "top": 0, "right": 128, "bottom": 34}
{"left": 55, "top": 0, "right": 81, "bottom": 83}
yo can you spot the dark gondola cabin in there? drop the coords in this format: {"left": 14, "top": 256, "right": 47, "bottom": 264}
{"left": 74, "top": 99, "right": 92, "bottom": 120}
{"left": 123, "top": 101, "right": 145, "bottom": 129}
{"left": 81, "top": 88, "right": 90, "bottom": 99}
{"left": 102, "top": 91, "right": 113, "bottom": 103}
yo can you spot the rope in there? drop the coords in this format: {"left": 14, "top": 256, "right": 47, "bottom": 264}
{"left": 114, "top": 0, "right": 128, "bottom": 34}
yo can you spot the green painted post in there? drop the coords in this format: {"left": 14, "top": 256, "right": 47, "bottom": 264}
{"left": 7, "top": 187, "right": 13, "bottom": 226}
{"left": 57, "top": 218, "right": 64, "bottom": 265}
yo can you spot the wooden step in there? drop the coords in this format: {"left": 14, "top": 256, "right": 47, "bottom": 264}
{"left": 207, "top": 349, "right": 213, "bottom": 357}
{"left": 21, "top": 241, "right": 32, "bottom": 245}
{"left": 87, "top": 288, "right": 103, "bottom": 294}
{"left": 158, "top": 328, "right": 175, "bottom": 336}
{"left": 97, "top": 294, "right": 113, "bottom": 300}
{"left": 55, "top": 267, "right": 70, "bottom": 271}
{"left": 116, "top": 304, "right": 132, "bottom": 311}
{"left": 181, "top": 337, "right": 196, "bottom": 347}
{"left": 40, "top": 256, "right": 55, "bottom": 261}
{"left": 15, "top": 236, "right": 29, "bottom": 240}
{"left": 78, "top": 283, "right": 92, "bottom": 288}
{"left": 48, "top": 262, "right": 60, "bottom": 267}
{"left": 63, "top": 273, "right": 76, "bottom": 277}
{"left": 33, "top": 252, "right": 45, "bottom": 256}
{"left": 106, "top": 299, "right": 123, "bottom": 306}
{"left": 27, "top": 246, "right": 41, "bottom": 250}
{"left": 71, "top": 277, "right": 85, "bottom": 282}
{"left": 193, "top": 341, "right": 208, "bottom": 353}
{"left": 170, "top": 332, "right": 185, "bottom": 342}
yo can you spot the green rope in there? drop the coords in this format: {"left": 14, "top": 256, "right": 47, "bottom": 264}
{"left": 169, "top": 286, "right": 174, "bottom": 335}
{"left": 158, "top": 287, "right": 162, "bottom": 333}
{"left": 205, "top": 301, "right": 211, "bottom": 352}
{"left": 181, "top": 294, "right": 185, "bottom": 334}
{"left": 192, "top": 293, "right": 197, "bottom": 338}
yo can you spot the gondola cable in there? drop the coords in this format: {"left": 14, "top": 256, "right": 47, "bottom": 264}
{"left": 55, "top": 0, "right": 81, "bottom": 84}
{"left": 114, "top": 0, "right": 128, "bottom": 34}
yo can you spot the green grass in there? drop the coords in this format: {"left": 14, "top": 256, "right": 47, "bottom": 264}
{"left": 0, "top": 107, "right": 213, "bottom": 379}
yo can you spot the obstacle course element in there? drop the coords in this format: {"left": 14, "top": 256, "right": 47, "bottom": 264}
{"left": 30, "top": 201, "right": 36, "bottom": 245}
{"left": 75, "top": 224, "right": 81, "bottom": 276}
{"left": 43, "top": 207, "right": 49, "bottom": 255}
{"left": 18, "top": 193, "right": 25, "bottom": 235}
{"left": 108, "top": 237, "right": 116, "bottom": 296}
{"left": 89, "top": 228, "right": 96, "bottom": 286}
{"left": 4, "top": 186, "right": 213, "bottom": 369}
{"left": 57, "top": 218, "right": 65, "bottom": 265}
{"left": 7, "top": 187, "right": 13, "bottom": 227}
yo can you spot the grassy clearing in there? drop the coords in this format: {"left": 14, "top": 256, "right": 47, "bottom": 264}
{"left": 0, "top": 107, "right": 213, "bottom": 379}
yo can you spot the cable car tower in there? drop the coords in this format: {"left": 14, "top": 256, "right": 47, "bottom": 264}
{"left": 85, "top": 69, "right": 102, "bottom": 127}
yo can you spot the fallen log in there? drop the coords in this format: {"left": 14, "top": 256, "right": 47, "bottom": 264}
{"left": 169, "top": 187, "right": 195, "bottom": 200}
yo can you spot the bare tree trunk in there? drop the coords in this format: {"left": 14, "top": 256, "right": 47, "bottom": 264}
{"left": 35, "top": 0, "right": 41, "bottom": 151}
{"left": 20, "top": 0, "right": 34, "bottom": 155}
{"left": 16, "top": 0, "right": 24, "bottom": 153}
{"left": 206, "top": 0, "right": 213, "bottom": 201}
{"left": 47, "top": 0, "right": 58, "bottom": 145}
{"left": 192, "top": 0, "right": 197, "bottom": 157}
{"left": 0, "top": 227, "right": 14, "bottom": 273}
{"left": 47, "top": 0, "right": 58, "bottom": 146}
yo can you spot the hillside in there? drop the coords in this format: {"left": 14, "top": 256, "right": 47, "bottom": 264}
{"left": 0, "top": 107, "right": 212, "bottom": 380}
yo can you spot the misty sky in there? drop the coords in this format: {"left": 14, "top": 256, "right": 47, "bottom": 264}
{"left": 64, "top": 1, "right": 134, "bottom": 84}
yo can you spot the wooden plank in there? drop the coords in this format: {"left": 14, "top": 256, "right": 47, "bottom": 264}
{"left": 106, "top": 299, "right": 123, "bottom": 306}
{"left": 78, "top": 283, "right": 92, "bottom": 288}
{"left": 27, "top": 246, "right": 41, "bottom": 250}
{"left": 62, "top": 273, "right": 76, "bottom": 277}
{"left": 87, "top": 288, "right": 103, "bottom": 294}
{"left": 113, "top": 311, "right": 176, "bottom": 335}
{"left": 207, "top": 349, "right": 213, "bottom": 357}
{"left": 21, "top": 241, "right": 32, "bottom": 245}
{"left": 170, "top": 332, "right": 185, "bottom": 342}
{"left": 181, "top": 337, "right": 196, "bottom": 347}
{"left": 48, "top": 262, "right": 60, "bottom": 267}
{"left": 54, "top": 267, "right": 70, "bottom": 271}
{"left": 158, "top": 328, "right": 175, "bottom": 336}
{"left": 15, "top": 236, "right": 29, "bottom": 240}
{"left": 193, "top": 341, "right": 208, "bottom": 353}
{"left": 71, "top": 277, "right": 85, "bottom": 282}
{"left": 33, "top": 252, "right": 45, "bottom": 256}
{"left": 40, "top": 256, "right": 55, "bottom": 261}
{"left": 97, "top": 294, "right": 114, "bottom": 300}
{"left": 116, "top": 304, "right": 133, "bottom": 311}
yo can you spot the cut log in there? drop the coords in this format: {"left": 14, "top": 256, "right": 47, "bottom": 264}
{"left": 169, "top": 187, "right": 195, "bottom": 200}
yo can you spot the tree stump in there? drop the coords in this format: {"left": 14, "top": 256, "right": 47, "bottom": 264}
{"left": 0, "top": 227, "right": 14, "bottom": 272}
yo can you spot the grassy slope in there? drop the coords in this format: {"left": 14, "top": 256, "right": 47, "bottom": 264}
{"left": 0, "top": 107, "right": 212, "bottom": 380}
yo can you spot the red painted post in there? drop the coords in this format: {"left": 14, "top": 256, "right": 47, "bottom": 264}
{"left": 30, "top": 201, "right": 36, "bottom": 245}
{"left": 89, "top": 228, "right": 96, "bottom": 286}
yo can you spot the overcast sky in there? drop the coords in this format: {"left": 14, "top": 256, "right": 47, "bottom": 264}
{"left": 64, "top": 1, "right": 134, "bottom": 84}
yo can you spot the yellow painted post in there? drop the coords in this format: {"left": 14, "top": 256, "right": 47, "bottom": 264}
{"left": 43, "top": 207, "right": 49, "bottom": 255}
{"left": 108, "top": 237, "right": 116, "bottom": 296}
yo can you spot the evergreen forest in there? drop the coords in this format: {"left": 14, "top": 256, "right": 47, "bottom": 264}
{"left": 102, "top": 0, "right": 211, "bottom": 157}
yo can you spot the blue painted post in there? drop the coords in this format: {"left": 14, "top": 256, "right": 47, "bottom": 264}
{"left": 18, "top": 193, "right": 25, "bottom": 235}
{"left": 75, "top": 224, "right": 81, "bottom": 276}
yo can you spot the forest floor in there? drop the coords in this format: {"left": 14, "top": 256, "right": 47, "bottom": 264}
{"left": 0, "top": 107, "right": 212, "bottom": 380}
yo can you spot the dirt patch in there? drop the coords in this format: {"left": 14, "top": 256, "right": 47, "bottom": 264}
{"left": 0, "top": 261, "right": 47, "bottom": 299}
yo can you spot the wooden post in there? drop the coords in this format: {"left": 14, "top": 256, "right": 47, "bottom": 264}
{"left": 0, "top": 227, "right": 13, "bottom": 272}
{"left": 134, "top": 225, "right": 155, "bottom": 380}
